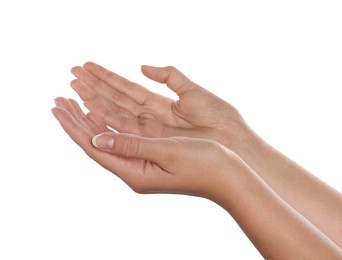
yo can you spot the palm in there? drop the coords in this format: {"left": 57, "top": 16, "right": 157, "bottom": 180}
{"left": 140, "top": 88, "right": 239, "bottom": 134}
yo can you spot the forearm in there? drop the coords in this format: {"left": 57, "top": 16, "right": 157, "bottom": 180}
{"left": 210, "top": 163, "right": 342, "bottom": 259}
{"left": 229, "top": 127, "right": 342, "bottom": 248}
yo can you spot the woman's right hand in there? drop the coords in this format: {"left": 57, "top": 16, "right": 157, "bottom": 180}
{"left": 52, "top": 97, "right": 342, "bottom": 260}
{"left": 52, "top": 97, "right": 241, "bottom": 200}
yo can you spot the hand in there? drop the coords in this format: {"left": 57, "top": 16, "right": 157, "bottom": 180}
{"left": 52, "top": 97, "right": 240, "bottom": 198}
{"left": 52, "top": 98, "right": 342, "bottom": 260}
{"left": 54, "top": 63, "right": 342, "bottom": 255}
{"left": 70, "top": 62, "right": 254, "bottom": 153}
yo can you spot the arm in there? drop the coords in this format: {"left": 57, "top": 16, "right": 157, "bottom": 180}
{"left": 52, "top": 99, "right": 342, "bottom": 259}
{"left": 70, "top": 62, "right": 342, "bottom": 248}
{"left": 212, "top": 157, "right": 342, "bottom": 260}
{"left": 231, "top": 132, "right": 342, "bottom": 250}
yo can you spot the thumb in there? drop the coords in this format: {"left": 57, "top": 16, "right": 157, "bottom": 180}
{"left": 141, "top": 65, "right": 197, "bottom": 96}
{"left": 92, "top": 133, "right": 173, "bottom": 163}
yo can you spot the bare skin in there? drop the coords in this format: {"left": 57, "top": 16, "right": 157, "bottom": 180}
{"left": 68, "top": 62, "right": 342, "bottom": 249}
{"left": 52, "top": 99, "right": 342, "bottom": 259}
{"left": 52, "top": 62, "right": 342, "bottom": 258}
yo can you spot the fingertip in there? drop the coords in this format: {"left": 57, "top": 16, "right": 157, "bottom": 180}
{"left": 83, "top": 61, "right": 101, "bottom": 72}
{"left": 70, "top": 79, "right": 78, "bottom": 87}
{"left": 83, "top": 61, "right": 95, "bottom": 68}
{"left": 141, "top": 64, "right": 150, "bottom": 76}
{"left": 141, "top": 65, "right": 164, "bottom": 82}
{"left": 51, "top": 106, "right": 58, "bottom": 117}
{"left": 51, "top": 106, "right": 67, "bottom": 121}
{"left": 54, "top": 97, "right": 65, "bottom": 107}
{"left": 70, "top": 66, "right": 81, "bottom": 75}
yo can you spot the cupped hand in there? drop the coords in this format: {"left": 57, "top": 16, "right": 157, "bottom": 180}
{"left": 70, "top": 62, "right": 252, "bottom": 150}
{"left": 52, "top": 97, "right": 239, "bottom": 198}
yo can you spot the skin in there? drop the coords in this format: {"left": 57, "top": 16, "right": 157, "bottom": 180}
{"left": 52, "top": 62, "right": 342, "bottom": 258}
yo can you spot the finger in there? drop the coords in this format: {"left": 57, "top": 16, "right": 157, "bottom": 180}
{"left": 83, "top": 62, "right": 151, "bottom": 105}
{"left": 84, "top": 89, "right": 131, "bottom": 115}
{"left": 71, "top": 78, "right": 135, "bottom": 116}
{"left": 86, "top": 112, "right": 110, "bottom": 133}
{"left": 71, "top": 66, "right": 99, "bottom": 87}
{"left": 92, "top": 133, "right": 176, "bottom": 167}
{"left": 86, "top": 99, "right": 136, "bottom": 120}
{"left": 85, "top": 99, "right": 141, "bottom": 135}
{"left": 141, "top": 65, "right": 197, "bottom": 96}
{"left": 52, "top": 106, "right": 97, "bottom": 149}
{"left": 72, "top": 66, "right": 142, "bottom": 114}
{"left": 68, "top": 99, "right": 104, "bottom": 134}
{"left": 55, "top": 97, "right": 102, "bottom": 134}
{"left": 54, "top": 97, "right": 94, "bottom": 134}
{"left": 70, "top": 79, "right": 96, "bottom": 101}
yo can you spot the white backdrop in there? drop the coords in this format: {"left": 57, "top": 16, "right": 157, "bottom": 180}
{"left": 1, "top": 1, "right": 341, "bottom": 259}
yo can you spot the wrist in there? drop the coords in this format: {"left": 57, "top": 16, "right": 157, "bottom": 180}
{"left": 219, "top": 124, "right": 271, "bottom": 175}
{"left": 205, "top": 151, "right": 258, "bottom": 211}
{"left": 196, "top": 142, "right": 246, "bottom": 203}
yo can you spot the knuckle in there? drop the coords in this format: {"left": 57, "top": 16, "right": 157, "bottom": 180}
{"left": 110, "top": 89, "right": 122, "bottom": 102}
{"left": 125, "top": 80, "right": 137, "bottom": 91}
{"left": 115, "top": 136, "right": 141, "bottom": 158}
{"left": 165, "top": 65, "right": 176, "bottom": 71}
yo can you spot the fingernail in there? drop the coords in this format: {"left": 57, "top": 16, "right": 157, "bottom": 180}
{"left": 92, "top": 134, "right": 114, "bottom": 149}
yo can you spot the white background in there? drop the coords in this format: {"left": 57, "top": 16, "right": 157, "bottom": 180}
{"left": 1, "top": 0, "right": 341, "bottom": 259}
